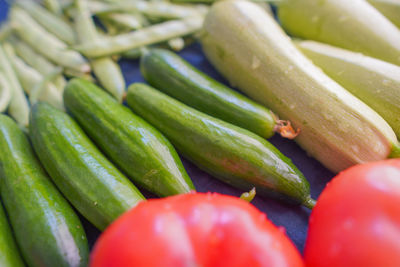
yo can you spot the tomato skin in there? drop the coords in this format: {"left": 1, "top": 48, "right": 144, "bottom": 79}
{"left": 90, "top": 193, "right": 304, "bottom": 267}
{"left": 305, "top": 159, "right": 400, "bottom": 267}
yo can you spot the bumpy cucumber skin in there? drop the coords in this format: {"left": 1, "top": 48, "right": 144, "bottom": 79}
{"left": 140, "top": 48, "right": 276, "bottom": 139}
{"left": 127, "top": 83, "right": 311, "bottom": 205}
{"left": 0, "top": 114, "right": 88, "bottom": 267}
{"left": 0, "top": 202, "right": 25, "bottom": 267}
{"left": 64, "top": 78, "right": 195, "bottom": 197}
{"left": 29, "top": 103, "right": 145, "bottom": 231}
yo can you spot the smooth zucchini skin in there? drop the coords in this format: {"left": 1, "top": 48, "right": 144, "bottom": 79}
{"left": 297, "top": 40, "right": 400, "bottom": 139}
{"left": 126, "top": 83, "right": 313, "bottom": 207}
{"left": 64, "top": 78, "right": 195, "bottom": 197}
{"left": 201, "top": 0, "right": 397, "bottom": 173}
{"left": 140, "top": 48, "right": 278, "bottom": 139}
{"left": 29, "top": 103, "right": 145, "bottom": 231}
{"left": 0, "top": 114, "right": 88, "bottom": 267}
{"left": 278, "top": 0, "right": 400, "bottom": 66}
{"left": 0, "top": 202, "right": 25, "bottom": 267}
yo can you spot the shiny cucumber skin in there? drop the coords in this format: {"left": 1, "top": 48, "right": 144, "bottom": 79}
{"left": 29, "top": 103, "right": 145, "bottom": 231}
{"left": 140, "top": 48, "right": 277, "bottom": 139}
{"left": 0, "top": 114, "right": 88, "bottom": 267}
{"left": 64, "top": 78, "right": 195, "bottom": 197}
{"left": 0, "top": 202, "right": 25, "bottom": 267}
{"left": 127, "top": 83, "right": 313, "bottom": 207}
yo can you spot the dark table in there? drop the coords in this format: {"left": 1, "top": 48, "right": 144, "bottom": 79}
{"left": 0, "top": 1, "right": 335, "bottom": 252}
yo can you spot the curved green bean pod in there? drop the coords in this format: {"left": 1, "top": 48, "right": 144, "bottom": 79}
{"left": 0, "top": 73, "right": 11, "bottom": 113}
{"left": 74, "top": 16, "right": 204, "bottom": 58}
{"left": 17, "top": 0, "right": 76, "bottom": 45}
{"left": 3, "top": 44, "right": 64, "bottom": 111}
{"left": 74, "top": 0, "right": 125, "bottom": 102}
{"left": 89, "top": 0, "right": 208, "bottom": 19}
{"left": 11, "top": 7, "right": 90, "bottom": 73}
{"left": 0, "top": 44, "right": 29, "bottom": 128}
{"left": 12, "top": 39, "right": 67, "bottom": 92}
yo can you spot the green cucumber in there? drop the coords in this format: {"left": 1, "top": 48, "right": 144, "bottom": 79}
{"left": 367, "top": 0, "right": 400, "bottom": 29}
{"left": 0, "top": 114, "right": 88, "bottom": 267}
{"left": 140, "top": 48, "right": 298, "bottom": 139}
{"left": 63, "top": 78, "right": 195, "bottom": 197}
{"left": 29, "top": 103, "right": 145, "bottom": 231}
{"left": 201, "top": 0, "right": 398, "bottom": 173}
{"left": 296, "top": 40, "right": 400, "bottom": 139}
{"left": 0, "top": 202, "right": 25, "bottom": 267}
{"left": 277, "top": 0, "right": 400, "bottom": 66}
{"left": 126, "top": 83, "right": 314, "bottom": 208}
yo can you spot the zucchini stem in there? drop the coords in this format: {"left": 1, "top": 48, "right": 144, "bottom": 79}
{"left": 274, "top": 120, "right": 300, "bottom": 139}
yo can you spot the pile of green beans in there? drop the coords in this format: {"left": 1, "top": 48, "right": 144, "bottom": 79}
{"left": 0, "top": 0, "right": 208, "bottom": 127}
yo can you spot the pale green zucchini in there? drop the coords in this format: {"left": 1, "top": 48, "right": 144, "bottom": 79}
{"left": 201, "top": 0, "right": 398, "bottom": 173}
{"left": 367, "top": 0, "right": 400, "bottom": 29}
{"left": 277, "top": 0, "right": 400, "bottom": 66}
{"left": 297, "top": 40, "right": 400, "bottom": 139}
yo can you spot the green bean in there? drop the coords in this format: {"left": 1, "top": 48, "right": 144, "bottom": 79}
{"left": 43, "top": 0, "right": 63, "bottom": 15}
{"left": 12, "top": 39, "right": 67, "bottom": 92}
{"left": 64, "top": 68, "right": 95, "bottom": 82}
{"left": 97, "top": 12, "right": 147, "bottom": 31}
{"left": 89, "top": 0, "right": 208, "bottom": 20}
{"left": 0, "top": 23, "right": 12, "bottom": 42}
{"left": 0, "top": 44, "right": 30, "bottom": 128}
{"left": 3, "top": 43, "right": 64, "bottom": 111}
{"left": 29, "top": 68, "right": 63, "bottom": 107}
{"left": 0, "top": 72, "right": 12, "bottom": 113}
{"left": 121, "top": 48, "right": 143, "bottom": 59}
{"left": 74, "top": 16, "right": 204, "bottom": 58}
{"left": 168, "top": 37, "right": 185, "bottom": 51}
{"left": 74, "top": 0, "right": 125, "bottom": 102}
{"left": 11, "top": 7, "right": 90, "bottom": 73}
{"left": 17, "top": 0, "right": 76, "bottom": 45}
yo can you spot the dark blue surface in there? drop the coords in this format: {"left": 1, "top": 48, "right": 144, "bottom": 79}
{"left": 0, "top": 1, "right": 335, "bottom": 253}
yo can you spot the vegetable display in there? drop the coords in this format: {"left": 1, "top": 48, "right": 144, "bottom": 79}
{"left": 90, "top": 193, "right": 305, "bottom": 267}
{"left": 305, "top": 159, "right": 400, "bottom": 267}
{"left": 201, "top": 0, "right": 398, "bottom": 173}
{"left": 64, "top": 78, "right": 195, "bottom": 197}
{"left": 30, "top": 102, "right": 145, "bottom": 231}
{"left": 0, "top": 114, "right": 89, "bottom": 267}
{"left": 0, "top": 0, "right": 400, "bottom": 265}
{"left": 297, "top": 40, "right": 400, "bottom": 139}
{"left": 278, "top": 0, "right": 400, "bottom": 66}
{"left": 126, "top": 83, "right": 314, "bottom": 208}
{"left": 140, "top": 48, "right": 298, "bottom": 139}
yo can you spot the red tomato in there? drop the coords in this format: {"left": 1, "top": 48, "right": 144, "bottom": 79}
{"left": 91, "top": 193, "right": 304, "bottom": 267}
{"left": 305, "top": 159, "right": 400, "bottom": 267}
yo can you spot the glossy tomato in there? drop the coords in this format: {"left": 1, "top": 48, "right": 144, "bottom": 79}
{"left": 305, "top": 159, "right": 400, "bottom": 267}
{"left": 91, "top": 192, "right": 304, "bottom": 267}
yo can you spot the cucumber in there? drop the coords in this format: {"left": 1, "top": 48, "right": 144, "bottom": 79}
{"left": 277, "top": 0, "right": 400, "bottom": 66}
{"left": 367, "top": 0, "right": 400, "bottom": 29}
{"left": 297, "top": 40, "right": 400, "bottom": 139}
{"left": 0, "top": 202, "right": 25, "bottom": 267}
{"left": 29, "top": 103, "right": 145, "bottom": 231}
{"left": 0, "top": 114, "right": 88, "bottom": 267}
{"left": 140, "top": 48, "right": 298, "bottom": 139}
{"left": 126, "top": 83, "right": 314, "bottom": 208}
{"left": 201, "top": 0, "right": 398, "bottom": 173}
{"left": 63, "top": 78, "right": 195, "bottom": 197}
